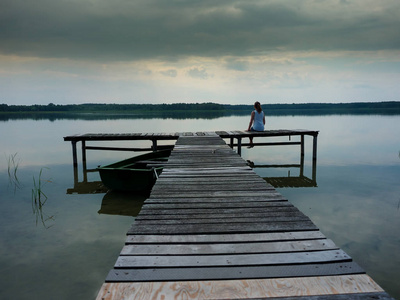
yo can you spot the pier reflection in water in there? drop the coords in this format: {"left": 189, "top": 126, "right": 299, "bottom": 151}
{"left": 98, "top": 191, "right": 147, "bottom": 217}
{"left": 67, "top": 172, "right": 148, "bottom": 217}
{"left": 248, "top": 154, "right": 317, "bottom": 188}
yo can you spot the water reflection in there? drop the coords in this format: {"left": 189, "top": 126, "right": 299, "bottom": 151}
{"left": 31, "top": 168, "right": 55, "bottom": 228}
{"left": 6, "top": 153, "right": 22, "bottom": 193}
{"left": 263, "top": 174, "right": 317, "bottom": 188}
{"left": 66, "top": 172, "right": 148, "bottom": 217}
{"left": 67, "top": 180, "right": 108, "bottom": 194}
{"left": 248, "top": 159, "right": 317, "bottom": 188}
{"left": 98, "top": 191, "right": 147, "bottom": 217}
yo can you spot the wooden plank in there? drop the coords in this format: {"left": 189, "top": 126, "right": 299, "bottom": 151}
{"left": 137, "top": 206, "right": 298, "bottom": 216}
{"left": 115, "top": 249, "right": 351, "bottom": 268}
{"left": 96, "top": 275, "right": 382, "bottom": 300}
{"left": 153, "top": 179, "right": 269, "bottom": 186}
{"left": 254, "top": 293, "right": 394, "bottom": 300}
{"left": 159, "top": 172, "right": 260, "bottom": 178}
{"left": 134, "top": 215, "right": 310, "bottom": 225}
{"left": 151, "top": 184, "right": 273, "bottom": 192}
{"left": 125, "top": 231, "right": 327, "bottom": 244}
{"left": 165, "top": 160, "right": 247, "bottom": 165}
{"left": 120, "top": 239, "right": 338, "bottom": 255}
{"left": 161, "top": 167, "right": 253, "bottom": 173}
{"left": 140, "top": 201, "right": 294, "bottom": 210}
{"left": 147, "top": 190, "right": 278, "bottom": 198}
{"left": 136, "top": 212, "right": 303, "bottom": 221}
{"left": 105, "top": 262, "right": 365, "bottom": 283}
{"left": 127, "top": 221, "right": 318, "bottom": 234}
{"left": 167, "top": 155, "right": 244, "bottom": 160}
{"left": 155, "top": 177, "right": 266, "bottom": 183}
{"left": 136, "top": 211, "right": 302, "bottom": 220}
{"left": 142, "top": 198, "right": 288, "bottom": 209}
{"left": 144, "top": 195, "right": 288, "bottom": 203}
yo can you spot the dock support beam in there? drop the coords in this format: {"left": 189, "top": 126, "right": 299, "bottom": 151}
{"left": 237, "top": 138, "right": 242, "bottom": 156}
{"left": 72, "top": 141, "right": 78, "bottom": 170}
{"left": 300, "top": 135, "right": 305, "bottom": 177}
{"left": 71, "top": 141, "right": 79, "bottom": 185}
{"left": 312, "top": 134, "right": 318, "bottom": 182}
{"left": 82, "top": 141, "right": 87, "bottom": 182}
{"left": 312, "top": 134, "right": 318, "bottom": 162}
{"left": 152, "top": 139, "right": 158, "bottom": 151}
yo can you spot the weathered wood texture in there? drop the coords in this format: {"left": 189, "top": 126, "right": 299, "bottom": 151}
{"left": 97, "top": 275, "right": 390, "bottom": 300}
{"left": 97, "top": 135, "right": 392, "bottom": 299}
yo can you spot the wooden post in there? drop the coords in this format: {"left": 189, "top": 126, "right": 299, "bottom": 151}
{"left": 72, "top": 141, "right": 78, "bottom": 169}
{"left": 230, "top": 138, "right": 234, "bottom": 149}
{"left": 312, "top": 134, "right": 318, "bottom": 182}
{"left": 237, "top": 138, "right": 242, "bottom": 156}
{"left": 152, "top": 139, "right": 157, "bottom": 152}
{"left": 82, "top": 141, "right": 87, "bottom": 182}
{"left": 312, "top": 134, "right": 318, "bottom": 162}
{"left": 300, "top": 135, "right": 305, "bottom": 177}
{"left": 71, "top": 141, "right": 79, "bottom": 184}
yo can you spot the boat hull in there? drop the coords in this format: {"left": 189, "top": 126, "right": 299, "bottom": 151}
{"left": 97, "top": 149, "right": 171, "bottom": 192}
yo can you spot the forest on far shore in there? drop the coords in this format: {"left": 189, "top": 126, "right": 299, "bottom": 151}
{"left": 1, "top": 101, "right": 399, "bottom": 116}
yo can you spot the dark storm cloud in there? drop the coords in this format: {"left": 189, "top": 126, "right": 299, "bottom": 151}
{"left": 1, "top": 0, "right": 399, "bottom": 61}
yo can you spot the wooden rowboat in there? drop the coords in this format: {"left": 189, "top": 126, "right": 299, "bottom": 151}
{"left": 97, "top": 149, "right": 171, "bottom": 192}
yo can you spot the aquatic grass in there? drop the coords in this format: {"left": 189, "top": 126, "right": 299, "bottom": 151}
{"left": 6, "top": 153, "right": 22, "bottom": 192}
{"left": 32, "top": 168, "right": 55, "bottom": 228}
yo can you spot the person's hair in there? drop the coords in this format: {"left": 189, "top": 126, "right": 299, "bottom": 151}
{"left": 254, "top": 101, "right": 262, "bottom": 113}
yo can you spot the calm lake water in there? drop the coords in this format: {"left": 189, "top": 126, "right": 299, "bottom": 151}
{"left": 0, "top": 114, "right": 399, "bottom": 299}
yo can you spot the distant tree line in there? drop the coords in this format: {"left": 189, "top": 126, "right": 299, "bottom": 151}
{"left": 0, "top": 102, "right": 228, "bottom": 112}
{"left": 1, "top": 101, "right": 399, "bottom": 115}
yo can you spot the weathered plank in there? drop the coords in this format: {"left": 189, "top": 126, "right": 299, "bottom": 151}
{"left": 135, "top": 211, "right": 303, "bottom": 220}
{"left": 115, "top": 249, "right": 351, "bottom": 268}
{"left": 137, "top": 207, "right": 301, "bottom": 217}
{"left": 148, "top": 190, "right": 278, "bottom": 198}
{"left": 151, "top": 183, "right": 273, "bottom": 192}
{"left": 159, "top": 172, "right": 260, "bottom": 178}
{"left": 120, "top": 239, "right": 338, "bottom": 255}
{"left": 106, "top": 262, "right": 365, "bottom": 282}
{"left": 155, "top": 177, "right": 267, "bottom": 184}
{"left": 127, "top": 221, "right": 318, "bottom": 234}
{"left": 161, "top": 167, "right": 253, "bottom": 173}
{"left": 140, "top": 201, "right": 294, "bottom": 210}
{"left": 263, "top": 293, "right": 395, "bottom": 300}
{"left": 134, "top": 216, "right": 310, "bottom": 225}
{"left": 125, "top": 231, "right": 327, "bottom": 244}
{"left": 154, "top": 176, "right": 267, "bottom": 183}
{"left": 144, "top": 194, "right": 288, "bottom": 203}
{"left": 96, "top": 275, "right": 384, "bottom": 300}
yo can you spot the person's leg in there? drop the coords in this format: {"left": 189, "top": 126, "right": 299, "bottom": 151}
{"left": 248, "top": 136, "right": 254, "bottom": 148}
{"left": 248, "top": 127, "right": 254, "bottom": 148}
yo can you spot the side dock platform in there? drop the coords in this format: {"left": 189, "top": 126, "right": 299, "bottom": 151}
{"left": 95, "top": 133, "right": 393, "bottom": 299}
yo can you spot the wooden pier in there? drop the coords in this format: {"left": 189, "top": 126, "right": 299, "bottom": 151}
{"left": 92, "top": 133, "right": 393, "bottom": 299}
{"left": 64, "top": 129, "right": 318, "bottom": 187}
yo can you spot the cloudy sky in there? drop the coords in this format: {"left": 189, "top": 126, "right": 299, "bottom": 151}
{"left": 1, "top": 0, "right": 399, "bottom": 105}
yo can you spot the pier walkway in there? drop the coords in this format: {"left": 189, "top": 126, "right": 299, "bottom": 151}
{"left": 95, "top": 133, "right": 392, "bottom": 299}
